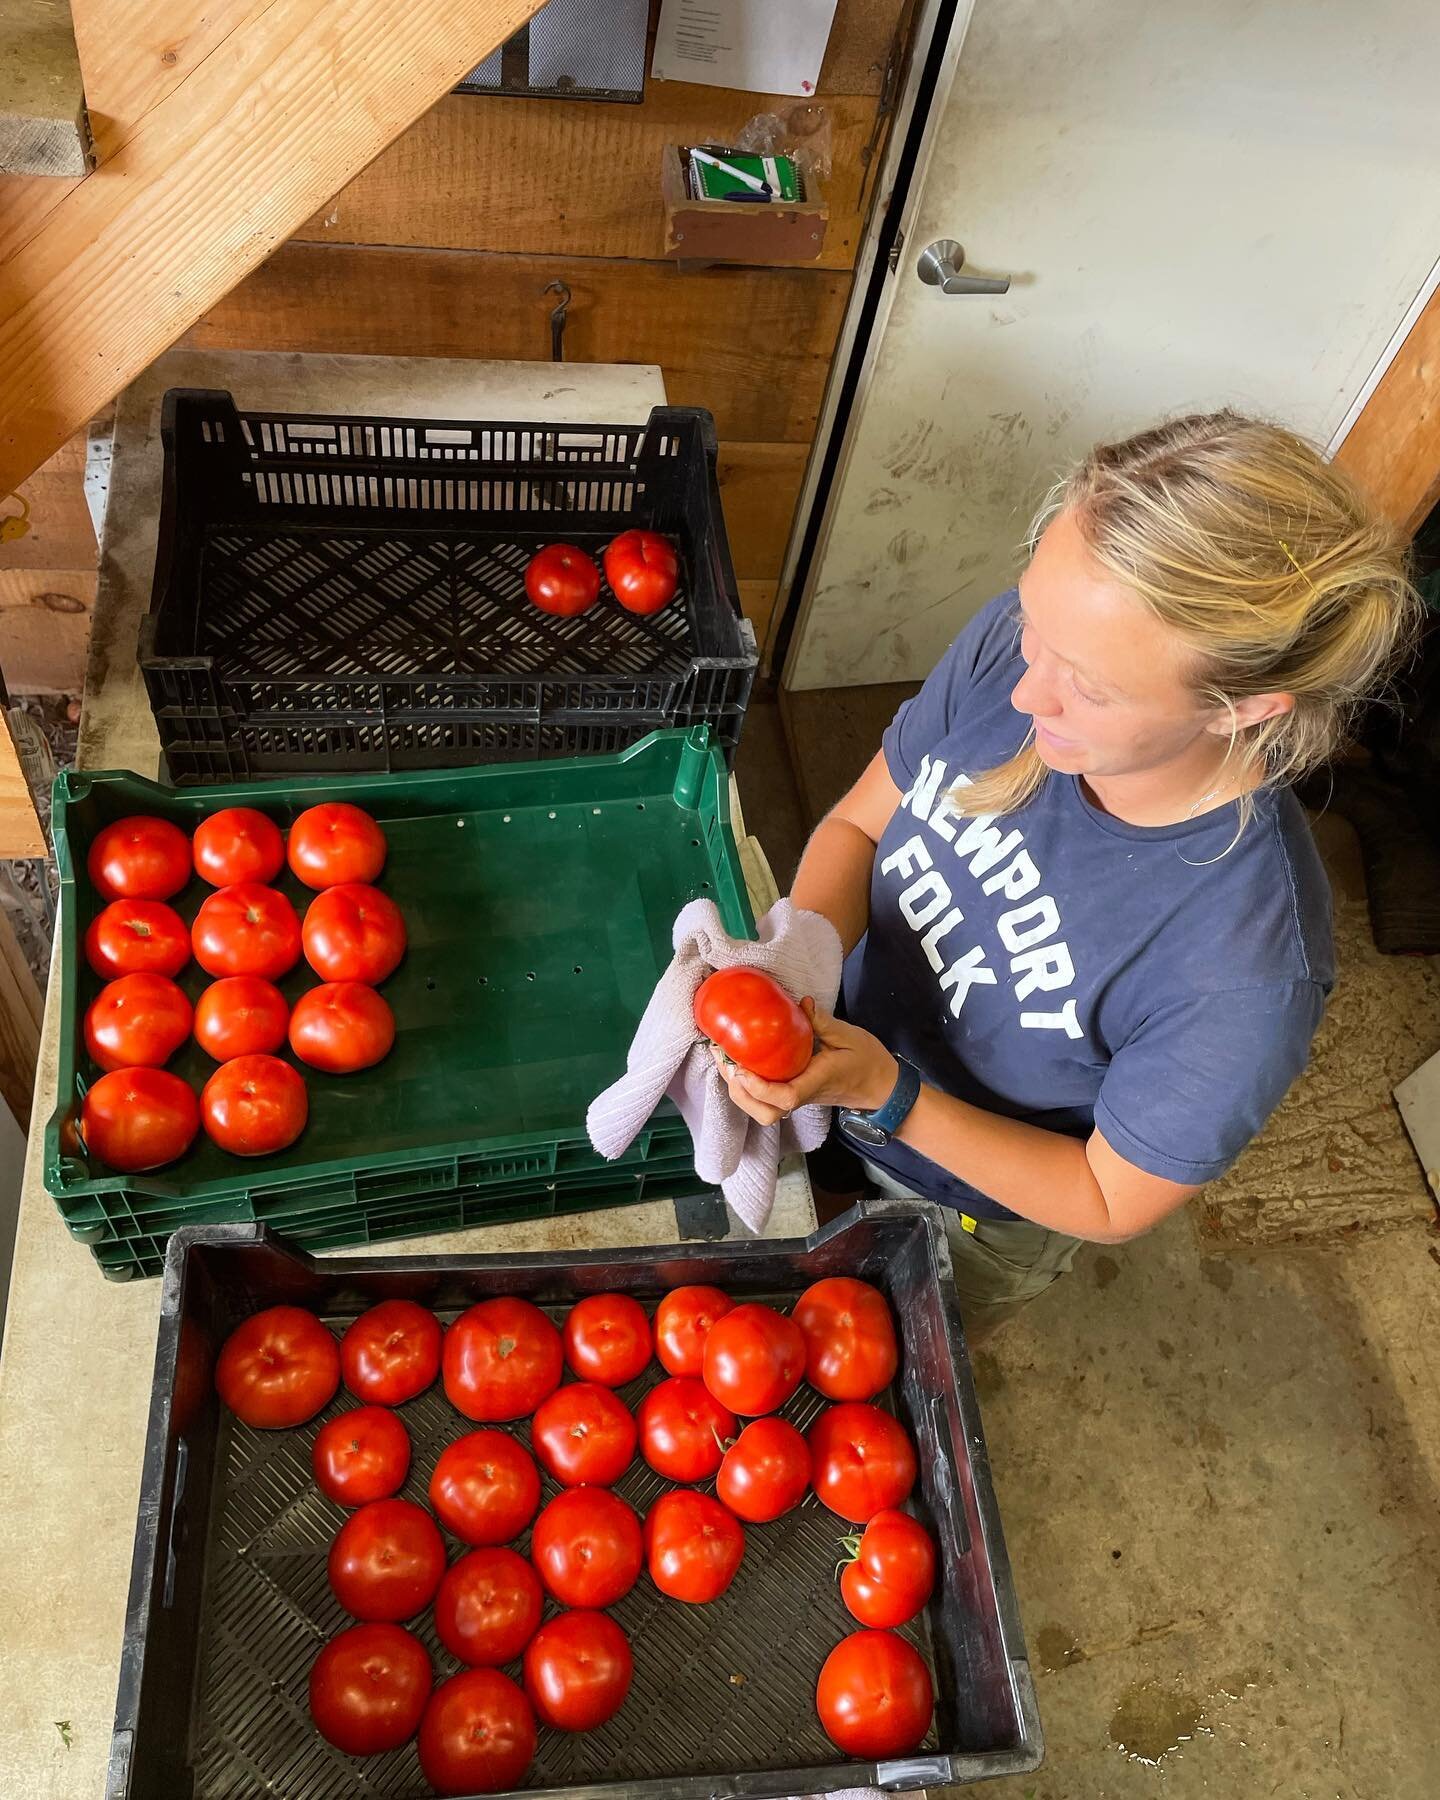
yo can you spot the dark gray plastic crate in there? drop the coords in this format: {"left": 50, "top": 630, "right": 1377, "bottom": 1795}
{"left": 109, "top": 1201, "right": 1041, "bottom": 1799}
{"left": 139, "top": 392, "right": 756, "bottom": 782}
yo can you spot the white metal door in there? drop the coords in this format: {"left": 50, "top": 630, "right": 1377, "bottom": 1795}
{"left": 785, "top": 0, "right": 1440, "bottom": 690}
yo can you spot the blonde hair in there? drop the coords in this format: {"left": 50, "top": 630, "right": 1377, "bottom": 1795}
{"left": 958, "top": 411, "right": 1421, "bottom": 832}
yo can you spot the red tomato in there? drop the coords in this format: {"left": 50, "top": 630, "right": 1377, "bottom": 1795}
{"left": 84, "top": 973, "right": 192, "bottom": 1071}
{"left": 192, "top": 807, "right": 284, "bottom": 888}
{"left": 81, "top": 1067, "right": 197, "bottom": 1172}
{"left": 531, "top": 1488, "right": 643, "bottom": 1609}
{"left": 603, "top": 529, "right": 678, "bottom": 616}
{"left": 309, "top": 1622, "right": 431, "bottom": 1756}
{"left": 693, "top": 967, "right": 813, "bottom": 1082}
{"left": 84, "top": 899, "right": 189, "bottom": 980}
{"left": 87, "top": 815, "right": 191, "bottom": 903}
{"left": 645, "top": 1489, "right": 744, "bottom": 1604}
{"left": 839, "top": 1509, "right": 936, "bottom": 1628}
{"left": 523, "top": 1610, "right": 633, "bottom": 1731}
{"left": 562, "top": 1292, "right": 652, "bottom": 1386}
{"left": 524, "top": 542, "right": 600, "bottom": 617}
{"left": 717, "top": 1416, "right": 811, "bottom": 1523}
{"left": 329, "top": 1498, "right": 446, "bottom": 1622}
{"left": 193, "top": 976, "right": 289, "bottom": 1062}
{"left": 302, "top": 883, "right": 407, "bottom": 984}
{"left": 201, "top": 1054, "right": 307, "bottom": 1156}
{"left": 289, "top": 981, "right": 395, "bottom": 1073}
{"left": 816, "top": 1629, "right": 933, "bottom": 1758}
{"left": 341, "top": 1299, "right": 442, "bottom": 1405}
{"left": 809, "top": 1403, "right": 917, "bottom": 1522}
{"left": 793, "top": 1277, "right": 900, "bottom": 1402}
{"left": 192, "top": 882, "right": 302, "bottom": 980}
{"left": 637, "top": 1376, "right": 736, "bottom": 1483}
{"left": 313, "top": 1406, "right": 411, "bottom": 1506}
{"left": 654, "top": 1284, "right": 734, "bottom": 1377}
{"left": 419, "top": 1670, "right": 536, "bottom": 1797}
{"left": 532, "top": 1382, "right": 637, "bottom": 1487}
{"left": 435, "top": 1547, "right": 544, "bottom": 1668}
{"left": 287, "top": 802, "right": 388, "bottom": 891}
{"left": 443, "top": 1297, "right": 563, "bottom": 1422}
{"left": 215, "top": 1305, "right": 339, "bottom": 1428}
{"left": 702, "top": 1302, "right": 806, "bottom": 1417}
{"left": 429, "top": 1430, "right": 541, "bottom": 1546}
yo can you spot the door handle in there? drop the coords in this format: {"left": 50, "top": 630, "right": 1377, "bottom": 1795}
{"left": 917, "top": 239, "right": 1011, "bottom": 295}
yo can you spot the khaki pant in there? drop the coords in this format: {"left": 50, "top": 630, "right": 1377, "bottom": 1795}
{"left": 864, "top": 1159, "right": 1081, "bottom": 1337}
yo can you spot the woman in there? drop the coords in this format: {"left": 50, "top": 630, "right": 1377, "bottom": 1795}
{"left": 720, "top": 413, "right": 1418, "bottom": 1334}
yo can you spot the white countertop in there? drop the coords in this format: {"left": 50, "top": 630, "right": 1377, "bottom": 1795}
{"left": 0, "top": 350, "right": 813, "bottom": 1799}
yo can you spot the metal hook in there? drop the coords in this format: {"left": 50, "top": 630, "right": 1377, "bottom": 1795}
{"left": 544, "top": 280, "right": 572, "bottom": 363}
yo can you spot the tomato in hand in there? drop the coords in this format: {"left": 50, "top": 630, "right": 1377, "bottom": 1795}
{"left": 429, "top": 1430, "right": 541, "bottom": 1546}
{"left": 201, "top": 1053, "right": 308, "bottom": 1156}
{"left": 637, "top": 1376, "right": 736, "bottom": 1482}
{"left": 524, "top": 542, "right": 600, "bottom": 617}
{"left": 84, "top": 973, "right": 192, "bottom": 1070}
{"left": 793, "top": 1277, "right": 899, "bottom": 1402}
{"left": 313, "top": 1405, "right": 411, "bottom": 1506}
{"left": 603, "top": 529, "right": 678, "bottom": 616}
{"left": 531, "top": 1488, "right": 643, "bottom": 1609}
{"left": 216, "top": 1305, "right": 339, "bottom": 1427}
{"left": 524, "top": 1610, "right": 633, "bottom": 1731}
{"left": 309, "top": 1622, "right": 431, "bottom": 1756}
{"left": 288, "top": 802, "right": 387, "bottom": 890}
{"left": 302, "top": 883, "right": 406, "bottom": 984}
{"left": 85, "top": 899, "right": 189, "bottom": 980}
{"left": 444, "top": 1296, "right": 563, "bottom": 1422}
{"left": 329, "top": 1498, "right": 446, "bottom": 1622}
{"left": 563, "top": 1292, "right": 652, "bottom": 1387}
{"left": 717, "top": 1416, "right": 811, "bottom": 1523}
{"left": 654, "top": 1284, "right": 734, "bottom": 1377}
{"left": 289, "top": 981, "right": 395, "bottom": 1073}
{"left": 816, "top": 1629, "right": 933, "bottom": 1758}
{"left": 694, "top": 967, "right": 813, "bottom": 1082}
{"left": 192, "top": 882, "right": 302, "bottom": 980}
{"left": 192, "top": 807, "right": 284, "bottom": 888}
{"left": 341, "top": 1299, "right": 442, "bottom": 1405}
{"left": 839, "top": 1509, "right": 936, "bottom": 1628}
{"left": 702, "top": 1302, "right": 805, "bottom": 1417}
{"left": 645, "top": 1489, "right": 744, "bottom": 1604}
{"left": 87, "top": 815, "right": 191, "bottom": 903}
{"left": 532, "top": 1381, "right": 637, "bottom": 1487}
{"left": 82, "top": 1067, "right": 198, "bottom": 1172}
{"left": 193, "top": 976, "right": 289, "bottom": 1061}
{"left": 419, "top": 1670, "right": 536, "bottom": 1797}
{"left": 435, "top": 1547, "right": 544, "bottom": 1668}
{"left": 809, "top": 1403, "right": 917, "bottom": 1522}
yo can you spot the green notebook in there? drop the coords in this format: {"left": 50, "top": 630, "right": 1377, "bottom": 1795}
{"left": 686, "top": 146, "right": 800, "bottom": 203}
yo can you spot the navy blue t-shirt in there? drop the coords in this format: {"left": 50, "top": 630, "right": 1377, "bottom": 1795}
{"left": 843, "top": 591, "right": 1334, "bottom": 1221}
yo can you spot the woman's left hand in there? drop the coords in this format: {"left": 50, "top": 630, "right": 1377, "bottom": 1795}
{"left": 712, "top": 999, "right": 900, "bottom": 1127}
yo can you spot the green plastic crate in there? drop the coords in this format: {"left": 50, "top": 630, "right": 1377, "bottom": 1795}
{"left": 47, "top": 728, "right": 750, "bottom": 1277}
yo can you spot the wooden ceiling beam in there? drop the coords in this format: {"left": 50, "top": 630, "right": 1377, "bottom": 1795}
{"left": 0, "top": 0, "right": 544, "bottom": 497}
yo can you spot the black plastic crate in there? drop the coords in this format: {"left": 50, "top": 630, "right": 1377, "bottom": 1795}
{"left": 109, "top": 1202, "right": 1041, "bottom": 1798}
{"left": 139, "top": 393, "right": 756, "bottom": 783}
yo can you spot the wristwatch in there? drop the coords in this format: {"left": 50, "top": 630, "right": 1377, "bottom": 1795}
{"left": 838, "top": 1057, "right": 922, "bottom": 1149}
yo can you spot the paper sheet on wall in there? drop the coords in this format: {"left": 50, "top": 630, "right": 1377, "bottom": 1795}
{"left": 651, "top": 0, "right": 840, "bottom": 97}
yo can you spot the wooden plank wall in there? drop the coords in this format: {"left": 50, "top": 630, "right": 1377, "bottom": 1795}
{"left": 189, "top": 0, "right": 914, "bottom": 645}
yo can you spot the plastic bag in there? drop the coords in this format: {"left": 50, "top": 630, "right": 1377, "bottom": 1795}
{"left": 733, "top": 103, "right": 832, "bottom": 189}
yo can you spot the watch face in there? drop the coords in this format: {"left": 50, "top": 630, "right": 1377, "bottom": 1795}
{"left": 839, "top": 1113, "right": 889, "bottom": 1149}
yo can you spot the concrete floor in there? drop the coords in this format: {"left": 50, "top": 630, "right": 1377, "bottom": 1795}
{"left": 739, "top": 690, "right": 1440, "bottom": 1799}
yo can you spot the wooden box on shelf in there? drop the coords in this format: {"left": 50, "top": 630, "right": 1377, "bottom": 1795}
{"left": 660, "top": 145, "right": 828, "bottom": 268}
